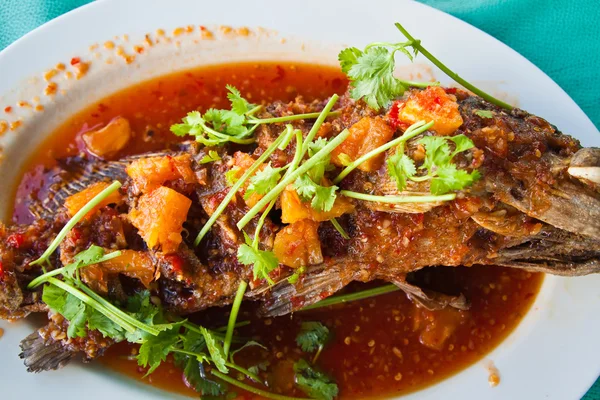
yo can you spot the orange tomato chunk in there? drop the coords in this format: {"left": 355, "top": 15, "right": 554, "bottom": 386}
{"left": 82, "top": 250, "right": 155, "bottom": 291}
{"left": 230, "top": 152, "right": 265, "bottom": 208}
{"left": 331, "top": 117, "right": 394, "bottom": 171}
{"left": 82, "top": 117, "right": 131, "bottom": 158}
{"left": 64, "top": 181, "right": 122, "bottom": 219}
{"left": 280, "top": 185, "right": 355, "bottom": 224}
{"left": 396, "top": 86, "right": 463, "bottom": 136}
{"left": 126, "top": 154, "right": 195, "bottom": 192}
{"left": 273, "top": 220, "right": 323, "bottom": 268}
{"left": 128, "top": 186, "right": 192, "bottom": 254}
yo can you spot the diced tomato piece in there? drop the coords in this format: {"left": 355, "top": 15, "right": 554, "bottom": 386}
{"left": 64, "top": 182, "right": 122, "bottom": 219}
{"left": 128, "top": 186, "right": 192, "bottom": 254}
{"left": 0, "top": 261, "right": 4, "bottom": 280}
{"left": 331, "top": 117, "right": 395, "bottom": 172}
{"left": 126, "top": 154, "right": 196, "bottom": 193}
{"left": 273, "top": 220, "right": 323, "bottom": 268}
{"left": 394, "top": 86, "right": 463, "bottom": 136}
{"left": 280, "top": 185, "right": 355, "bottom": 224}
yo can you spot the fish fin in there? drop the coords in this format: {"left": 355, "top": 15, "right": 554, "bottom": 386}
{"left": 259, "top": 265, "right": 364, "bottom": 317}
{"left": 19, "top": 331, "right": 75, "bottom": 372}
{"left": 392, "top": 278, "right": 470, "bottom": 311}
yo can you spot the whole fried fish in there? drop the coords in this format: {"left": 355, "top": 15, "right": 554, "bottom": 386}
{"left": 2, "top": 88, "right": 600, "bottom": 372}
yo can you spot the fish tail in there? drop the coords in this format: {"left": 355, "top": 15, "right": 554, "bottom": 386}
{"left": 19, "top": 331, "right": 74, "bottom": 372}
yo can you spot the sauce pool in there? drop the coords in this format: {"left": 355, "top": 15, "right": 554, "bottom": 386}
{"left": 12, "top": 62, "right": 543, "bottom": 398}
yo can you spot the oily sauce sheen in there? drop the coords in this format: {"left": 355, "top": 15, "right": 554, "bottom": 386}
{"left": 12, "top": 62, "right": 543, "bottom": 399}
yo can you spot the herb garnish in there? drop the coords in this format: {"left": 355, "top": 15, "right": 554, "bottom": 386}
{"left": 200, "top": 150, "right": 222, "bottom": 164}
{"left": 294, "top": 359, "right": 339, "bottom": 400}
{"left": 171, "top": 85, "right": 340, "bottom": 146}
{"left": 296, "top": 322, "right": 331, "bottom": 363}
{"left": 339, "top": 43, "right": 436, "bottom": 110}
{"left": 339, "top": 23, "right": 513, "bottom": 111}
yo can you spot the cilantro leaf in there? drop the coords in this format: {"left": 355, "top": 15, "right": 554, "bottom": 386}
{"left": 237, "top": 241, "right": 279, "bottom": 285}
{"left": 230, "top": 340, "right": 267, "bottom": 364}
{"left": 475, "top": 109, "right": 494, "bottom": 119}
{"left": 200, "top": 327, "right": 229, "bottom": 373}
{"left": 169, "top": 86, "right": 256, "bottom": 146}
{"left": 296, "top": 322, "right": 331, "bottom": 353}
{"left": 87, "top": 309, "right": 124, "bottom": 339}
{"left": 245, "top": 163, "right": 282, "bottom": 199}
{"left": 288, "top": 266, "right": 306, "bottom": 284}
{"left": 137, "top": 326, "right": 182, "bottom": 375}
{"left": 226, "top": 85, "right": 253, "bottom": 115}
{"left": 387, "top": 152, "right": 416, "bottom": 191}
{"left": 430, "top": 165, "right": 480, "bottom": 195}
{"left": 225, "top": 167, "right": 240, "bottom": 186}
{"left": 345, "top": 46, "right": 406, "bottom": 110}
{"left": 417, "top": 136, "right": 451, "bottom": 171}
{"left": 294, "top": 359, "right": 339, "bottom": 400}
{"left": 200, "top": 150, "right": 222, "bottom": 164}
{"left": 294, "top": 175, "right": 338, "bottom": 212}
{"left": 449, "top": 134, "right": 475, "bottom": 157}
{"left": 183, "top": 356, "right": 224, "bottom": 396}
{"left": 42, "top": 283, "right": 68, "bottom": 314}
{"left": 338, "top": 47, "right": 363, "bottom": 74}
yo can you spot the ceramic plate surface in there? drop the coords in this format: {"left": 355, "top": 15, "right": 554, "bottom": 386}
{"left": 0, "top": 0, "right": 599, "bottom": 399}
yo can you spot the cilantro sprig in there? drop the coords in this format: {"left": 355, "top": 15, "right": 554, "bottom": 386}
{"left": 339, "top": 43, "right": 436, "bottom": 110}
{"left": 338, "top": 23, "right": 513, "bottom": 111}
{"left": 294, "top": 359, "right": 339, "bottom": 400}
{"left": 397, "top": 134, "right": 480, "bottom": 195}
{"left": 171, "top": 85, "right": 340, "bottom": 147}
{"left": 296, "top": 322, "right": 331, "bottom": 363}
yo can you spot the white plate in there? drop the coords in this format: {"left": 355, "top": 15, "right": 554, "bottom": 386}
{"left": 0, "top": 0, "right": 599, "bottom": 399}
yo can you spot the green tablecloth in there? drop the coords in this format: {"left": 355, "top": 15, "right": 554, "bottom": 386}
{"left": 0, "top": 0, "right": 598, "bottom": 398}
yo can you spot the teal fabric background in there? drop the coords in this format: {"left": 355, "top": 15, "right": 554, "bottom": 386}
{"left": 0, "top": 0, "right": 598, "bottom": 398}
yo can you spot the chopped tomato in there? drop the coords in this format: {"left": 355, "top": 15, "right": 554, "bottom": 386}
{"left": 128, "top": 186, "right": 192, "bottom": 254}
{"left": 280, "top": 185, "right": 354, "bottom": 224}
{"left": 126, "top": 154, "right": 196, "bottom": 193}
{"left": 64, "top": 182, "right": 122, "bottom": 219}
{"left": 331, "top": 117, "right": 395, "bottom": 172}
{"left": 273, "top": 220, "right": 323, "bottom": 268}
{"left": 393, "top": 86, "right": 463, "bottom": 135}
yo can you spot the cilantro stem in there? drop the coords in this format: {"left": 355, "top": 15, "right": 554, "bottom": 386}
{"left": 340, "top": 190, "right": 455, "bottom": 204}
{"left": 46, "top": 277, "right": 137, "bottom": 333}
{"left": 194, "top": 132, "right": 289, "bottom": 246}
{"left": 30, "top": 181, "right": 122, "bottom": 267}
{"left": 300, "top": 95, "right": 339, "bottom": 157}
{"left": 301, "top": 284, "right": 400, "bottom": 311}
{"left": 198, "top": 120, "right": 255, "bottom": 144}
{"left": 182, "top": 322, "right": 245, "bottom": 343}
{"left": 249, "top": 110, "right": 340, "bottom": 125}
{"left": 398, "top": 80, "right": 439, "bottom": 88}
{"left": 237, "top": 128, "right": 351, "bottom": 230}
{"left": 77, "top": 283, "right": 161, "bottom": 336}
{"left": 211, "top": 370, "right": 311, "bottom": 400}
{"left": 329, "top": 218, "right": 350, "bottom": 239}
{"left": 312, "top": 345, "right": 324, "bottom": 364}
{"left": 224, "top": 362, "right": 264, "bottom": 384}
{"left": 223, "top": 280, "right": 248, "bottom": 358}
{"left": 278, "top": 124, "right": 295, "bottom": 150}
{"left": 394, "top": 22, "right": 513, "bottom": 110}
{"left": 27, "top": 250, "right": 122, "bottom": 289}
{"left": 215, "top": 320, "right": 250, "bottom": 332}
{"left": 333, "top": 121, "right": 433, "bottom": 184}
{"left": 409, "top": 175, "right": 431, "bottom": 182}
